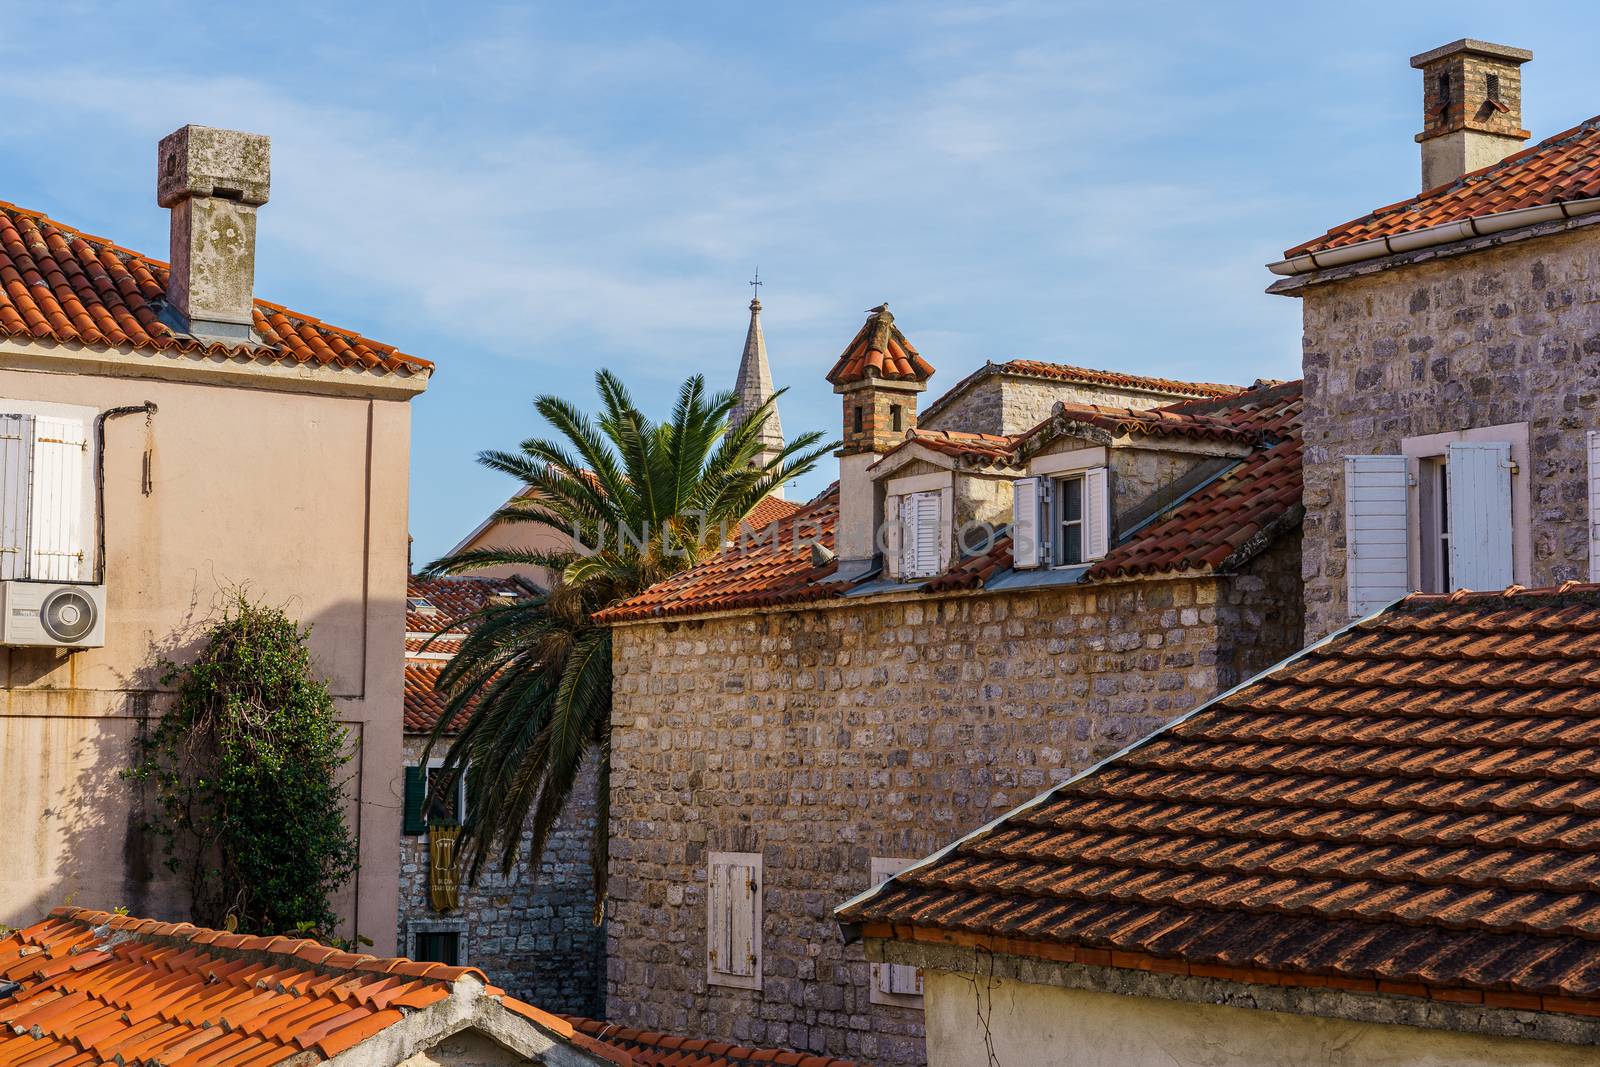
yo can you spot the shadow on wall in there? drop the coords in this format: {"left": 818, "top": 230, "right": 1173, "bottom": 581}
{"left": 2, "top": 585, "right": 393, "bottom": 943}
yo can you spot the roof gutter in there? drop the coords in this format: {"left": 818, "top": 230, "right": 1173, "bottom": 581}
{"left": 1268, "top": 196, "right": 1600, "bottom": 276}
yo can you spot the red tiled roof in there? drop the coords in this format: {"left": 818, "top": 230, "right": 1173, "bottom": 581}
{"left": 841, "top": 583, "right": 1600, "bottom": 1010}
{"left": 1087, "top": 382, "right": 1302, "bottom": 579}
{"left": 1017, "top": 400, "right": 1264, "bottom": 451}
{"left": 872, "top": 428, "right": 1019, "bottom": 468}
{"left": 1286, "top": 116, "right": 1600, "bottom": 256}
{"left": 0, "top": 200, "right": 430, "bottom": 377}
{"left": 566, "top": 1018, "right": 863, "bottom": 1067}
{"left": 593, "top": 488, "right": 846, "bottom": 624}
{"left": 599, "top": 384, "right": 1304, "bottom": 622}
{"left": 0, "top": 907, "right": 614, "bottom": 1067}
{"left": 405, "top": 574, "right": 534, "bottom": 734}
{"left": 825, "top": 305, "right": 934, "bottom": 386}
{"left": 746, "top": 494, "right": 803, "bottom": 530}
{"left": 996, "top": 359, "right": 1240, "bottom": 398}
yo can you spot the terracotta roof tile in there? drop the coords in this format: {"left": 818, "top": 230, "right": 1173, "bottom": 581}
{"left": 839, "top": 585, "right": 1600, "bottom": 1011}
{"left": 564, "top": 1017, "right": 864, "bottom": 1067}
{"left": 600, "top": 383, "right": 1304, "bottom": 622}
{"left": 1014, "top": 400, "right": 1266, "bottom": 452}
{"left": 0, "top": 908, "right": 602, "bottom": 1067}
{"left": 1286, "top": 116, "right": 1600, "bottom": 256}
{"left": 403, "top": 574, "right": 535, "bottom": 735}
{"left": 746, "top": 494, "right": 803, "bottom": 530}
{"left": 825, "top": 305, "right": 934, "bottom": 386}
{"left": 872, "top": 428, "right": 1019, "bottom": 468}
{"left": 0, "top": 201, "right": 429, "bottom": 378}
{"left": 995, "top": 359, "right": 1240, "bottom": 398}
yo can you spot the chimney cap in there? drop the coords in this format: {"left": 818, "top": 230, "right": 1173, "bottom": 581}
{"left": 158, "top": 125, "right": 271, "bottom": 209}
{"left": 1410, "top": 39, "right": 1532, "bottom": 69}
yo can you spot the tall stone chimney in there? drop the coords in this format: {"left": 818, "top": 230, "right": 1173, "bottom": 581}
{"left": 825, "top": 304, "right": 934, "bottom": 581}
{"left": 157, "top": 125, "right": 271, "bottom": 341}
{"left": 1411, "top": 39, "right": 1531, "bottom": 192}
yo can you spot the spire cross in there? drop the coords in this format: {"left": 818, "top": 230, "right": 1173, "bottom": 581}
{"left": 749, "top": 269, "right": 763, "bottom": 298}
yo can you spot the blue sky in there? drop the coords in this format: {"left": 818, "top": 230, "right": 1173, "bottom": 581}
{"left": 6, "top": 2, "right": 1597, "bottom": 561}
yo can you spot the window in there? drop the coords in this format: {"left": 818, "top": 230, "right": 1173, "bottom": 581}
{"left": 1012, "top": 466, "right": 1108, "bottom": 570}
{"left": 1437, "top": 72, "right": 1452, "bottom": 107}
{"left": 853, "top": 406, "right": 864, "bottom": 434}
{"left": 707, "top": 851, "right": 761, "bottom": 990}
{"left": 1346, "top": 428, "right": 1524, "bottom": 619}
{"left": 1417, "top": 456, "right": 1450, "bottom": 594}
{"left": 0, "top": 406, "right": 95, "bottom": 582}
{"left": 1055, "top": 474, "right": 1085, "bottom": 565}
{"left": 898, "top": 491, "right": 942, "bottom": 579}
{"left": 891, "top": 405, "right": 903, "bottom": 433}
{"left": 868, "top": 858, "right": 923, "bottom": 1007}
{"left": 402, "top": 762, "right": 467, "bottom": 835}
{"left": 407, "top": 596, "right": 438, "bottom": 614}
{"left": 413, "top": 931, "right": 460, "bottom": 966}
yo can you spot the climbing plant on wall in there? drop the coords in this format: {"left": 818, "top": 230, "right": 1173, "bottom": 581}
{"left": 127, "top": 595, "right": 358, "bottom": 936}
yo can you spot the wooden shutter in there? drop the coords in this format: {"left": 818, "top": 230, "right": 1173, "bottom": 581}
{"left": 1345, "top": 455, "right": 1410, "bottom": 617}
{"left": 902, "top": 491, "right": 940, "bottom": 578}
{"left": 403, "top": 766, "right": 428, "bottom": 835}
{"left": 885, "top": 495, "right": 903, "bottom": 573}
{"left": 0, "top": 414, "right": 33, "bottom": 581}
{"left": 1447, "top": 441, "right": 1514, "bottom": 591}
{"left": 1012, "top": 478, "right": 1040, "bottom": 569}
{"left": 1589, "top": 431, "right": 1600, "bottom": 581}
{"left": 896, "top": 494, "right": 914, "bottom": 578}
{"left": 29, "top": 415, "right": 88, "bottom": 582}
{"left": 707, "top": 852, "right": 761, "bottom": 989}
{"left": 869, "top": 858, "right": 924, "bottom": 1002}
{"left": 1083, "top": 466, "right": 1109, "bottom": 560}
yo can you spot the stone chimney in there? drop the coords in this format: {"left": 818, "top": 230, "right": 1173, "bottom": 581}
{"left": 825, "top": 304, "right": 934, "bottom": 580}
{"left": 1411, "top": 39, "right": 1531, "bottom": 192}
{"left": 157, "top": 125, "right": 271, "bottom": 341}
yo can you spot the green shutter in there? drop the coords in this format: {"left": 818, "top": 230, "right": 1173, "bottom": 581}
{"left": 403, "top": 766, "right": 428, "bottom": 835}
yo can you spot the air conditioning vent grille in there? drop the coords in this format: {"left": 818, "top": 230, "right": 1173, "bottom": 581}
{"left": 41, "top": 587, "right": 97, "bottom": 643}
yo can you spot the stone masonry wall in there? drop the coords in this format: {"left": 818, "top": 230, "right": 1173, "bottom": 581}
{"left": 923, "top": 374, "right": 1199, "bottom": 437}
{"left": 1299, "top": 225, "right": 1600, "bottom": 639}
{"left": 604, "top": 560, "right": 1303, "bottom": 1066}
{"left": 397, "top": 738, "right": 603, "bottom": 1015}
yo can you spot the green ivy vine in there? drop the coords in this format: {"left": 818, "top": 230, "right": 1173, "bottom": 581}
{"left": 127, "top": 595, "right": 359, "bottom": 936}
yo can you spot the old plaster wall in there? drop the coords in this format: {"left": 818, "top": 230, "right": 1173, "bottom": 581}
{"left": 919, "top": 972, "right": 1597, "bottom": 1067}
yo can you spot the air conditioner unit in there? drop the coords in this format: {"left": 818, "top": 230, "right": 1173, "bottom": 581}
{"left": 0, "top": 582, "right": 106, "bottom": 648}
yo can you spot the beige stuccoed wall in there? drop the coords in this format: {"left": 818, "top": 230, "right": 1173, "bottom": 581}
{"left": 922, "top": 972, "right": 1596, "bottom": 1067}
{"left": 0, "top": 352, "right": 413, "bottom": 951}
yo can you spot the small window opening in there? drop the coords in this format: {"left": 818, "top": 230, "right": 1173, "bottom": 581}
{"left": 1486, "top": 73, "right": 1502, "bottom": 103}
{"left": 407, "top": 596, "right": 438, "bottom": 614}
{"left": 1437, "top": 72, "right": 1452, "bottom": 108}
{"left": 890, "top": 405, "right": 903, "bottom": 432}
{"left": 1055, "top": 474, "right": 1085, "bottom": 566}
{"left": 413, "top": 931, "right": 460, "bottom": 966}
{"left": 1419, "top": 456, "right": 1451, "bottom": 593}
{"left": 853, "top": 406, "right": 863, "bottom": 434}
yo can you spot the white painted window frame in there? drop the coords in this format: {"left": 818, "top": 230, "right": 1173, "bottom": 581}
{"left": 0, "top": 398, "right": 97, "bottom": 584}
{"left": 424, "top": 757, "right": 469, "bottom": 824}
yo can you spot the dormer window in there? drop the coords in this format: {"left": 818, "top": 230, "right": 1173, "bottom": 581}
{"left": 1012, "top": 466, "right": 1108, "bottom": 570}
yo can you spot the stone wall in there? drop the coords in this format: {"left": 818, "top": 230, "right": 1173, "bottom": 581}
{"left": 923, "top": 373, "right": 1197, "bottom": 437}
{"left": 397, "top": 738, "right": 603, "bottom": 1015}
{"left": 604, "top": 545, "right": 1302, "bottom": 1066}
{"left": 1298, "top": 225, "right": 1600, "bottom": 639}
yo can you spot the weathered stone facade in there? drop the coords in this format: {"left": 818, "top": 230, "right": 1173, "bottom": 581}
{"left": 1296, "top": 222, "right": 1600, "bottom": 639}
{"left": 397, "top": 739, "right": 604, "bottom": 1016}
{"left": 922, "top": 373, "right": 1204, "bottom": 437}
{"left": 604, "top": 537, "right": 1302, "bottom": 1066}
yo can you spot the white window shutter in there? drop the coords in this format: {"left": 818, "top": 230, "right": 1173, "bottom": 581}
{"left": 1345, "top": 455, "right": 1410, "bottom": 617}
{"left": 1590, "top": 431, "right": 1600, "bottom": 582}
{"left": 1083, "top": 466, "right": 1109, "bottom": 560}
{"left": 1012, "top": 477, "right": 1040, "bottom": 569}
{"left": 890, "top": 494, "right": 908, "bottom": 577}
{"left": 1447, "top": 441, "right": 1514, "bottom": 592}
{"left": 0, "top": 414, "right": 34, "bottom": 581}
{"left": 914, "top": 491, "right": 940, "bottom": 576}
{"left": 29, "top": 415, "right": 89, "bottom": 582}
{"left": 1037, "top": 477, "right": 1055, "bottom": 564}
{"left": 707, "top": 852, "right": 761, "bottom": 989}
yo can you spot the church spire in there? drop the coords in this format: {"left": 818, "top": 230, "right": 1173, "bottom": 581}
{"left": 731, "top": 276, "right": 786, "bottom": 496}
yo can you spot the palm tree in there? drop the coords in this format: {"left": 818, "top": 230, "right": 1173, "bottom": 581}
{"left": 420, "top": 369, "right": 833, "bottom": 918}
